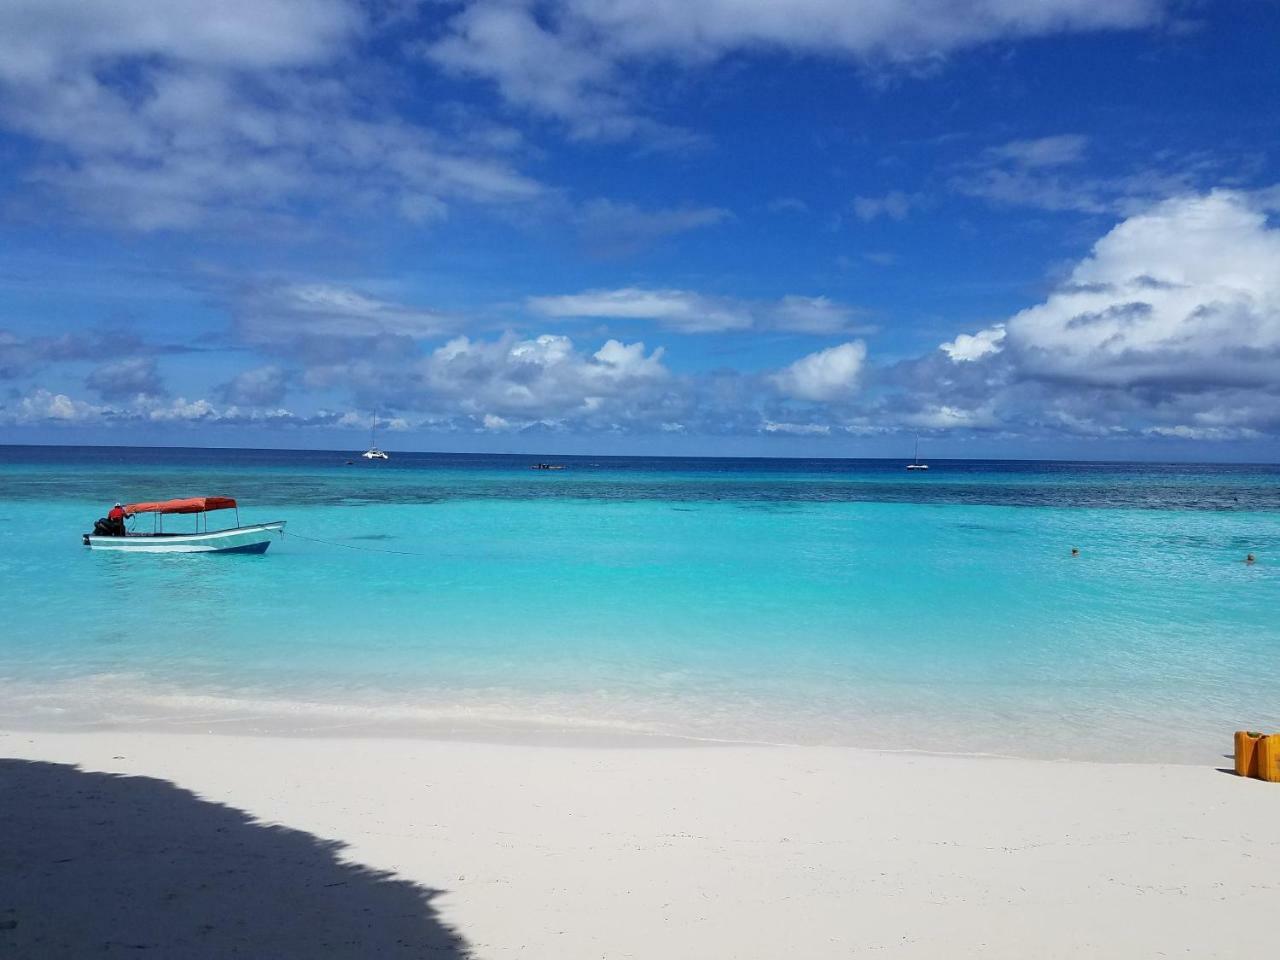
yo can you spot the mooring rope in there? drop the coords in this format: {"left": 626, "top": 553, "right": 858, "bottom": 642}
{"left": 281, "top": 530, "right": 433, "bottom": 558}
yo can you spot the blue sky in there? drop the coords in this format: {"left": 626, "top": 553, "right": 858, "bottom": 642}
{"left": 1, "top": 0, "right": 1278, "bottom": 459}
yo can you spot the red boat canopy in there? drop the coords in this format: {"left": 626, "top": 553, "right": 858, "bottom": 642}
{"left": 124, "top": 497, "right": 237, "bottom": 515}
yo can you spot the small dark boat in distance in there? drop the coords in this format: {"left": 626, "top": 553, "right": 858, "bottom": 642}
{"left": 531, "top": 463, "right": 565, "bottom": 470}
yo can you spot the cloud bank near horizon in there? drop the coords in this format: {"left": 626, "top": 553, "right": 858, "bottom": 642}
{"left": 4, "top": 189, "right": 1278, "bottom": 446}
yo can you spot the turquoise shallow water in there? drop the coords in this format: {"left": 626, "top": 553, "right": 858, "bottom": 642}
{"left": 1, "top": 446, "right": 1277, "bottom": 761}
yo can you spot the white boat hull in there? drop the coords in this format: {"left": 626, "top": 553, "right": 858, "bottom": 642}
{"left": 85, "top": 521, "right": 286, "bottom": 554}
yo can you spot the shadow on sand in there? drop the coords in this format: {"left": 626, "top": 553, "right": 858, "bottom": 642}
{"left": 0, "top": 759, "right": 471, "bottom": 958}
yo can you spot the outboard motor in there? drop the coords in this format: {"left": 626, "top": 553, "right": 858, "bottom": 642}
{"left": 92, "top": 517, "right": 126, "bottom": 536}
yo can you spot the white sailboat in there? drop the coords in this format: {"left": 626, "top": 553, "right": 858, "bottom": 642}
{"left": 362, "top": 416, "right": 389, "bottom": 460}
{"left": 906, "top": 434, "right": 928, "bottom": 471}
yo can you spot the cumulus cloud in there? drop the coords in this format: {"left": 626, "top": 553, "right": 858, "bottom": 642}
{"left": 898, "top": 187, "right": 1280, "bottom": 440}
{"left": 1002, "top": 189, "right": 1280, "bottom": 388}
{"left": 425, "top": 1, "right": 1163, "bottom": 139}
{"left": 771, "top": 340, "right": 867, "bottom": 401}
{"left": 417, "top": 333, "right": 673, "bottom": 425}
{"left": 529, "top": 288, "right": 864, "bottom": 334}
{"left": 0, "top": 388, "right": 354, "bottom": 430}
{"left": 6, "top": 187, "right": 1278, "bottom": 446}
{"left": 14, "top": 389, "right": 106, "bottom": 423}
{"left": 940, "top": 325, "right": 1006, "bottom": 362}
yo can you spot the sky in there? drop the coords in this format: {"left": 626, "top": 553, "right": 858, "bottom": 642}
{"left": 1, "top": 0, "right": 1278, "bottom": 460}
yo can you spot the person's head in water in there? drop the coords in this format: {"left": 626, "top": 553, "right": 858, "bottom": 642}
{"left": 1246, "top": 553, "right": 1256, "bottom": 565}
{"left": 1071, "top": 547, "right": 1080, "bottom": 557}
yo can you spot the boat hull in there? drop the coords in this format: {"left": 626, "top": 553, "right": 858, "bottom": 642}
{"left": 84, "top": 521, "right": 286, "bottom": 554}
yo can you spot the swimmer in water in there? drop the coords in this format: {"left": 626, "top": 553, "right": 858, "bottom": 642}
{"left": 1071, "top": 547, "right": 1080, "bottom": 557}
{"left": 1246, "top": 553, "right": 1255, "bottom": 565}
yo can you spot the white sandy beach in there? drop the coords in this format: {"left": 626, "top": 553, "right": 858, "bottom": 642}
{"left": 2, "top": 730, "right": 1277, "bottom": 959}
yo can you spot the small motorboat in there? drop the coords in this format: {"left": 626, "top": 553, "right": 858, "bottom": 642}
{"left": 83, "top": 497, "right": 286, "bottom": 554}
{"left": 530, "top": 463, "right": 565, "bottom": 470}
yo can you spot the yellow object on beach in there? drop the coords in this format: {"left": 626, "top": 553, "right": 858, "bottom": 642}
{"left": 1235, "top": 731, "right": 1263, "bottom": 778}
{"left": 1258, "top": 736, "right": 1280, "bottom": 783}
{"left": 1235, "top": 731, "right": 1280, "bottom": 782}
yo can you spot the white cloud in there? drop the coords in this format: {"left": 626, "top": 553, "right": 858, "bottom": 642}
{"left": 901, "top": 403, "right": 999, "bottom": 429}
{"left": 1145, "top": 424, "right": 1261, "bottom": 441}
{"left": 950, "top": 135, "right": 1217, "bottom": 216}
{"left": 424, "top": 1, "right": 633, "bottom": 140}
{"left": 529, "top": 288, "right": 863, "bottom": 334}
{"left": 15, "top": 389, "right": 104, "bottom": 423}
{"left": 1004, "top": 189, "right": 1280, "bottom": 388}
{"left": 940, "top": 325, "right": 1006, "bottom": 362}
{"left": 573, "top": 200, "right": 730, "bottom": 255}
{"left": 426, "top": 1, "right": 1163, "bottom": 139}
{"left": 530, "top": 287, "right": 750, "bottom": 332}
{"left": 235, "top": 283, "right": 458, "bottom": 346}
{"left": 762, "top": 420, "right": 830, "bottom": 435}
{"left": 220, "top": 365, "right": 288, "bottom": 406}
{"left": 85, "top": 356, "right": 166, "bottom": 400}
{"left": 0, "top": 0, "right": 544, "bottom": 230}
{"left": 770, "top": 296, "right": 864, "bottom": 335}
{"left": 985, "top": 134, "right": 1089, "bottom": 168}
{"left": 419, "top": 333, "right": 670, "bottom": 421}
{"left": 0, "top": 0, "right": 356, "bottom": 83}
{"left": 5, "top": 390, "right": 235, "bottom": 426}
{"left": 852, "top": 191, "right": 919, "bottom": 222}
{"left": 772, "top": 340, "right": 867, "bottom": 401}
{"left": 146, "top": 397, "right": 217, "bottom": 422}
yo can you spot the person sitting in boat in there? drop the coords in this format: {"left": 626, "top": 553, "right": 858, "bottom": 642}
{"left": 103, "top": 502, "right": 130, "bottom": 536}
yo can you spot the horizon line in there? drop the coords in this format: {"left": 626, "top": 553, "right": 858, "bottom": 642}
{"left": 0, "top": 441, "right": 1276, "bottom": 468}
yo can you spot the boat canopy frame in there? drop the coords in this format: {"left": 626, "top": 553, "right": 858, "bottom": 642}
{"left": 123, "top": 497, "right": 240, "bottom": 535}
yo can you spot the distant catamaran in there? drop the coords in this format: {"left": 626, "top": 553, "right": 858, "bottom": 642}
{"left": 906, "top": 434, "right": 928, "bottom": 471}
{"left": 362, "top": 416, "right": 390, "bottom": 460}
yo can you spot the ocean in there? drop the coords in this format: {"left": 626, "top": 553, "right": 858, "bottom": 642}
{"left": 1, "top": 445, "right": 1276, "bottom": 761}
